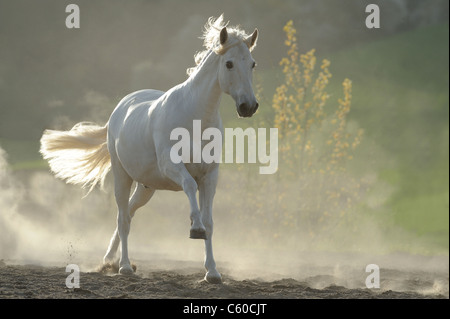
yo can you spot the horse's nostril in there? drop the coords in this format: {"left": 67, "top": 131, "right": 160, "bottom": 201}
{"left": 239, "top": 103, "right": 248, "bottom": 110}
{"left": 255, "top": 102, "right": 259, "bottom": 110}
{"left": 238, "top": 103, "right": 248, "bottom": 115}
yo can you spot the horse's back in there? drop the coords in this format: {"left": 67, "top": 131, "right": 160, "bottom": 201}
{"left": 122, "top": 89, "right": 165, "bottom": 106}
{"left": 108, "top": 89, "right": 164, "bottom": 134}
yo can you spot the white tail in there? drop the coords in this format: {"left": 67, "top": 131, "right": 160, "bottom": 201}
{"left": 40, "top": 122, "right": 111, "bottom": 194}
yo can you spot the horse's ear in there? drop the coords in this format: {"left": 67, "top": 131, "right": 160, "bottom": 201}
{"left": 246, "top": 28, "right": 258, "bottom": 50}
{"left": 220, "top": 27, "right": 228, "bottom": 45}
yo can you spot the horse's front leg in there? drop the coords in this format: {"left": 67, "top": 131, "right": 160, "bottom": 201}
{"left": 199, "top": 168, "right": 222, "bottom": 284}
{"left": 159, "top": 152, "right": 206, "bottom": 239}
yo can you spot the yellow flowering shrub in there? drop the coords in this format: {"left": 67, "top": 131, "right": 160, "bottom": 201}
{"left": 273, "top": 20, "right": 363, "bottom": 174}
{"left": 270, "top": 20, "right": 365, "bottom": 237}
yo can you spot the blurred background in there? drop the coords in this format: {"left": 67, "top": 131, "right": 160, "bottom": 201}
{"left": 0, "top": 0, "right": 448, "bottom": 281}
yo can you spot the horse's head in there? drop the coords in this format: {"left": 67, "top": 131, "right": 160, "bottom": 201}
{"left": 216, "top": 26, "right": 259, "bottom": 118}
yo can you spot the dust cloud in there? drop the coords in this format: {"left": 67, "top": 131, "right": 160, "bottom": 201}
{"left": 0, "top": 146, "right": 447, "bottom": 296}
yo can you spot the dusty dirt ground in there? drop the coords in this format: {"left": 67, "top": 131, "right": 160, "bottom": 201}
{"left": 0, "top": 256, "right": 448, "bottom": 299}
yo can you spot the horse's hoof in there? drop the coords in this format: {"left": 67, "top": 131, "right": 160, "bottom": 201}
{"left": 190, "top": 228, "right": 207, "bottom": 240}
{"left": 205, "top": 271, "right": 222, "bottom": 284}
{"left": 119, "top": 265, "right": 134, "bottom": 275}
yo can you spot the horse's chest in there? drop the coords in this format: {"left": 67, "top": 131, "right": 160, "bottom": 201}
{"left": 185, "top": 162, "right": 216, "bottom": 180}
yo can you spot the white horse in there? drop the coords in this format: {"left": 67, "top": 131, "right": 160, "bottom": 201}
{"left": 40, "top": 15, "right": 259, "bottom": 284}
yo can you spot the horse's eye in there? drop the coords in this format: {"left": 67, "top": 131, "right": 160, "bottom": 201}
{"left": 226, "top": 61, "right": 233, "bottom": 69}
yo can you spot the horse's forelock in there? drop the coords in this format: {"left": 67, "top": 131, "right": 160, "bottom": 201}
{"left": 202, "top": 15, "right": 250, "bottom": 54}
{"left": 187, "top": 15, "right": 254, "bottom": 76}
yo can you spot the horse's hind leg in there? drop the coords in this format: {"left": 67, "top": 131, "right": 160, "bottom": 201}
{"left": 104, "top": 228, "right": 120, "bottom": 265}
{"left": 108, "top": 156, "right": 135, "bottom": 275}
{"left": 103, "top": 184, "right": 155, "bottom": 264}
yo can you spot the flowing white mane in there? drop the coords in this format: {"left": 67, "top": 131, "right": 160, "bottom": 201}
{"left": 187, "top": 15, "right": 256, "bottom": 76}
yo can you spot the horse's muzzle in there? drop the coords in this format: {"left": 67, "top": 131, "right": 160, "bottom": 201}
{"left": 237, "top": 101, "right": 259, "bottom": 118}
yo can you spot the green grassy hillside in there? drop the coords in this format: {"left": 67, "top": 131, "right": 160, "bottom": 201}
{"left": 327, "top": 24, "right": 449, "bottom": 249}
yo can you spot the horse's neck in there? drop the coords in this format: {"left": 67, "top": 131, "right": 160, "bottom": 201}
{"left": 183, "top": 51, "right": 222, "bottom": 127}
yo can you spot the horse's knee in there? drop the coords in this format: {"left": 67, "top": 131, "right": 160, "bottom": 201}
{"left": 182, "top": 177, "right": 198, "bottom": 196}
